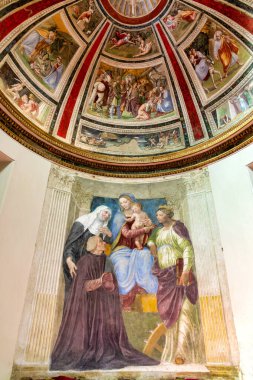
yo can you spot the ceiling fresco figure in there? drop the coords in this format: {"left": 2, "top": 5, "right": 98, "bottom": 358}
{"left": 86, "top": 61, "right": 175, "bottom": 122}
{"left": 213, "top": 78, "right": 253, "bottom": 130}
{"left": 184, "top": 19, "right": 251, "bottom": 97}
{"left": 0, "top": 62, "right": 51, "bottom": 127}
{"left": 16, "top": 13, "right": 79, "bottom": 92}
{"left": 189, "top": 49, "right": 223, "bottom": 93}
{"left": 67, "top": 0, "right": 104, "bottom": 37}
{"left": 213, "top": 30, "right": 242, "bottom": 78}
{"left": 163, "top": 1, "right": 200, "bottom": 43}
{"left": 105, "top": 27, "right": 159, "bottom": 59}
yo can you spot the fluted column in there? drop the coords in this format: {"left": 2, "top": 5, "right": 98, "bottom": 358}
{"left": 182, "top": 169, "right": 239, "bottom": 366}
{"left": 23, "top": 167, "right": 77, "bottom": 363}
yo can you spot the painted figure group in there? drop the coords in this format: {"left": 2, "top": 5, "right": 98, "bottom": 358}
{"left": 188, "top": 29, "right": 242, "bottom": 93}
{"left": 88, "top": 69, "right": 173, "bottom": 120}
{"left": 7, "top": 83, "right": 40, "bottom": 119}
{"left": 50, "top": 194, "right": 200, "bottom": 371}
{"left": 20, "top": 28, "right": 64, "bottom": 90}
{"left": 109, "top": 31, "right": 153, "bottom": 58}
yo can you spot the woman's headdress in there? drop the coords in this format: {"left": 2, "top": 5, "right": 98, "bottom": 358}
{"left": 76, "top": 205, "right": 112, "bottom": 235}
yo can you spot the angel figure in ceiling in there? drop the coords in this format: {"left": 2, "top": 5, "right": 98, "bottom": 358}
{"left": 110, "top": 32, "right": 135, "bottom": 49}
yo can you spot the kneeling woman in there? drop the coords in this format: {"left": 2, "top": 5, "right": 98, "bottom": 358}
{"left": 50, "top": 236, "right": 158, "bottom": 370}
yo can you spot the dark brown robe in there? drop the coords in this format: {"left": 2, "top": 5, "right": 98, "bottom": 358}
{"left": 50, "top": 253, "right": 158, "bottom": 370}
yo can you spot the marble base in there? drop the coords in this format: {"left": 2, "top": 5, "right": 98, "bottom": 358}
{"left": 12, "top": 364, "right": 210, "bottom": 380}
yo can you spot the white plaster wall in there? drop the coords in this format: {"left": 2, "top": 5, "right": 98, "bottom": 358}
{"left": 0, "top": 130, "right": 51, "bottom": 380}
{"left": 208, "top": 143, "right": 253, "bottom": 380}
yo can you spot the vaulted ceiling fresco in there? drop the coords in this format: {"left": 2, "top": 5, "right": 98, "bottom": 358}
{"left": 0, "top": 0, "right": 252, "bottom": 176}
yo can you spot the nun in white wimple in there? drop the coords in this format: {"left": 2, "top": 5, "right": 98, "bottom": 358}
{"left": 63, "top": 205, "right": 112, "bottom": 292}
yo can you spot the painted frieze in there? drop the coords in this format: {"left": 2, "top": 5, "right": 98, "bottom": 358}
{"left": 77, "top": 123, "right": 185, "bottom": 155}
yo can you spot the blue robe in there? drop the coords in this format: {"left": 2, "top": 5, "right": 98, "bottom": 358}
{"left": 110, "top": 210, "right": 158, "bottom": 295}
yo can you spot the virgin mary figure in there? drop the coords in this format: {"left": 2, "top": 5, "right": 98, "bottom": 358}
{"left": 110, "top": 193, "right": 158, "bottom": 310}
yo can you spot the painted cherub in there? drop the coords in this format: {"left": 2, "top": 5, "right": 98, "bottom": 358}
{"left": 110, "top": 32, "right": 135, "bottom": 49}
{"left": 77, "top": 6, "right": 94, "bottom": 31}
{"left": 7, "top": 81, "right": 25, "bottom": 101}
{"left": 133, "top": 38, "right": 152, "bottom": 58}
{"left": 126, "top": 202, "right": 153, "bottom": 249}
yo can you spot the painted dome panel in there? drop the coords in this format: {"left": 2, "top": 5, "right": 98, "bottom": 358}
{"left": 84, "top": 59, "right": 177, "bottom": 126}
{"left": 0, "top": 0, "right": 252, "bottom": 176}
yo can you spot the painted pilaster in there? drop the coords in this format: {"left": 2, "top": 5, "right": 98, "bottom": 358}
{"left": 22, "top": 167, "right": 76, "bottom": 364}
{"left": 182, "top": 169, "right": 239, "bottom": 366}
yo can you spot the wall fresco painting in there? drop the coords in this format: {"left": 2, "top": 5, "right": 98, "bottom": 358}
{"left": 104, "top": 27, "right": 159, "bottom": 59}
{"left": 85, "top": 61, "right": 176, "bottom": 123}
{"left": 212, "top": 78, "right": 253, "bottom": 129}
{"left": 12, "top": 166, "right": 240, "bottom": 379}
{"left": 184, "top": 19, "right": 251, "bottom": 97}
{"left": 16, "top": 13, "right": 79, "bottom": 92}
{"left": 78, "top": 125, "right": 184, "bottom": 154}
{"left": 0, "top": 62, "right": 52, "bottom": 128}
{"left": 163, "top": 1, "right": 200, "bottom": 43}
{"left": 49, "top": 192, "right": 203, "bottom": 370}
{"left": 67, "top": 0, "right": 104, "bottom": 39}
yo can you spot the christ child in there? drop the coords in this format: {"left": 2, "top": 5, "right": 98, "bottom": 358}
{"left": 126, "top": 203, "right": 153, "bottom": 249}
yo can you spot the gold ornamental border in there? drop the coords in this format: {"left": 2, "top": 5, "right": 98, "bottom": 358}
{"left": 1, "top": 93, "right": 253, "bottom": 178}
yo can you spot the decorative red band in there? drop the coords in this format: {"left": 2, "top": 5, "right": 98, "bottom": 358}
{"left": 156, "top": 24, "right": 204, "bottom": 140}
{"left": 57, "top": 21, "right": 110, "bottom": 138}
{"left": 1, "top": 0, "right": 64, "bottom": 41}
{"left": 192, "top": 0, "right": 253, "bottom": 34}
